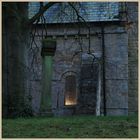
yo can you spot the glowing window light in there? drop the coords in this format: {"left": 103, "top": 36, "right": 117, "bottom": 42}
{"left": 65, "top": 75, "right": 77, "bottom": 106}
{"left": 65, "top": 93, "right": 77, "bottom": 105}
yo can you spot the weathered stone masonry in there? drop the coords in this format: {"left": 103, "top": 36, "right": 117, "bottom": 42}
{"left": 30, "top": 22, "right": 129, "bottom": 116}
{"left": 126, "top": 2, "right": 138, "bottom": 114}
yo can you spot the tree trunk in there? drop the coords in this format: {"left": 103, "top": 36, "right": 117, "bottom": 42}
{"left": 2, "top": 2, "right": 30, "bottom": 117}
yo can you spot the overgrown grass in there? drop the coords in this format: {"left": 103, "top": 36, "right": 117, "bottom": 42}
{"left": 2, "top": 115, "right": 138, "bottom": 138}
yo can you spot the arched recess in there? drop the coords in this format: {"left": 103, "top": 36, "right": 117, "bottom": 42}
{"left": 64, "top": 75, "right": 77, "bottom": 106}
{"left": 60, "top": 71, "right": 79, "bottom": 107}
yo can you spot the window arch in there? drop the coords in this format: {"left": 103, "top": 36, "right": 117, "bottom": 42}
{"left": 64, "top": 75, "right": 77, "bottom": 106}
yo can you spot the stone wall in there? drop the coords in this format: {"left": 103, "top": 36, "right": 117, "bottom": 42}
{"left": 104, "top": 27, "right": 128, "bottom": 115}
{"left": 126, "top": 2, "right": 138, "bottom": 114}
{"left": 77, "top": 62, "right": 99, "bottom": 114}
{"left": 31, "top": 23, "right": 128, "bottom": 116}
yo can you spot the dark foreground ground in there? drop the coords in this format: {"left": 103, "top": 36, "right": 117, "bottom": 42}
{"left": 2, "top": 115, "right": 138, "bottom": 138}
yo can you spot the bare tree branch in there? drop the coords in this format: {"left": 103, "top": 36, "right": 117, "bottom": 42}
{"left": 28, "top": 2, "right": 57, "bottom": 25}
{"left": 68, "top": 2, "right": 93, "bottom": 54}
{"left": 68, "top": 3, "right": 87, "bottom": 24}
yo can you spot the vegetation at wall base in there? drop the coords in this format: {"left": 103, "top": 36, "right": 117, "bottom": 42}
{"left": 2, "top": 115, "right": 138, "bottom": 138}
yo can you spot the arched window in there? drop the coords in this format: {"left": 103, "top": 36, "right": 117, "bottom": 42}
{"left": 64, "top": 75, "right": 77, "bottom": 106}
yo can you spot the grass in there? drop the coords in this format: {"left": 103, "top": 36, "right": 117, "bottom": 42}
{"left": 2, "top": 115, "right": 138, "bottom": 138}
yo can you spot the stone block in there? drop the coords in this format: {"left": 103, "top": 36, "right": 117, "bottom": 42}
{"left": 106, "top": 80, "right": 128, "bottom": 109}
{"left": 30, "top": 81, "right": 41, "bottom": 113}
{"left": 107, "top": 108, "right": 128, "bottom": 116}
{"left": 104, "top": 25, "right": 125, "bottom": 33}
{"left": 105, "top": 34, "right": 128, "bottom": 64}
{"left": 106, "top": 63, "right": 128, "bottom": 79}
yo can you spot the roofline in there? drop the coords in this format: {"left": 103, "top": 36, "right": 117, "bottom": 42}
{"left": 32, "top": 20, "right": 127, "bottom": 27}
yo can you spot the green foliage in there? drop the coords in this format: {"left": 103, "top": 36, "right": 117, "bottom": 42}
{"left": 2, "top": 115, "right": 138, "bottom": 138}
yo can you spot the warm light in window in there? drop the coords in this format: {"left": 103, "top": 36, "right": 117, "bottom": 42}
{"left": 65, "top": 75, "right": 77, "bottom": 106}
{"left": 65, "top": 96, "right": 77, "bottom": 106}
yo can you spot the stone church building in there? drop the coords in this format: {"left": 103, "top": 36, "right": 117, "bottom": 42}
{"left": 28, "top": 2, "right": 138, "bottom": 116}
{"left": 2, "top": 2, "right": 138, "bottom": 117}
